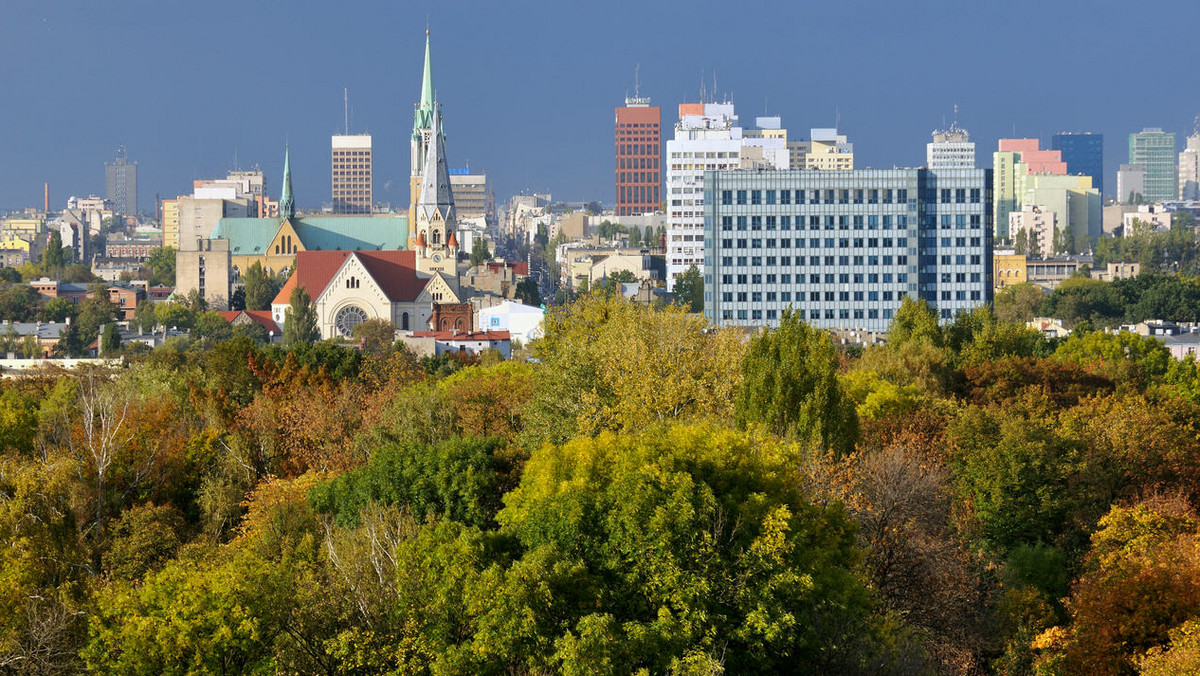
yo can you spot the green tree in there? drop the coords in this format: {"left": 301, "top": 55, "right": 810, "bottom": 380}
{"left": 735, "top": 308, "right": 858, "bottom": 454}
{"left": 514, "top": 276, "right": 540, "bottom": 307}
{"left": 352, "top": 318, "right": 396, "bottom": 354}
{"left": 282, "top": 285, "right": 319, "bottom": 346}
{"left": 41, "top": 230, "right": 65, "bottom": 270}
{"left": 100, "top": 323, "right": 121, "bottom": 355}
{"left": 241, "top": 261, "right": 277, "bottom": 311}
{"left": 994, "top": 282, "right": 1045, "bottom": 324}
{"left": 672, "top": 264, "right": 704, "bottom": 312}
{"left": 469, "top": 237, "right": 491, "bottom": 266}
{"left": 144, "top": 246, "right": 176, "bottom": 286}
{"left": 627, "top": 226, "right": 642, "bottom": 248}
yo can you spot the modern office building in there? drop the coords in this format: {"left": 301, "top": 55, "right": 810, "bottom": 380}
{"left": 449, "top": 171, "right": 488, "bottom": 219}
{"left": 703, "top": 168, "right": 992, "bottom": 332}
{"left": 665, "top": 102, "right": 788, "bottom": 288}
{"left": 331, "top": 134, "right": 373, "bottom": 214}
{"left": 1180, "top": 130, "right": 1200, "bottom": 201}
{"left": 927, "top": 124, "right": 975, "bottom": 169}
{"left": 615, "top": 95, "right": 661, "bottom": 216}
{"left": 1051, "top": 132, "right": 1104, "bottom": 197}
{"left": 1129, "top": 128, "right": 1178, "bottom": 203}
{"left": 104, "top": 146, "right": 138, "bottom": 216}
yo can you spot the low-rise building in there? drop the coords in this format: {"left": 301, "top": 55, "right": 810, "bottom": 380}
{"left": 993, "top": 250, "right": 1028, "bottom": 288}
{"left": 477, "top": 301, "right": 544, "bottom": 344}
{"left": 1165, "top": 333, "right": 1200, "bottom": 361}
{"left": 401, "top": 330, "right": 511, "bottom": 359}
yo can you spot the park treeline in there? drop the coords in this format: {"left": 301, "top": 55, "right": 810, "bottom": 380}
{"left": 6, "top": 294, "right": 1200, "bottom": 675}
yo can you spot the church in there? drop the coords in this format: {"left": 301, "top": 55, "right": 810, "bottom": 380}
{"left": 271, "top": 30, "right": 468, "bottom": 339}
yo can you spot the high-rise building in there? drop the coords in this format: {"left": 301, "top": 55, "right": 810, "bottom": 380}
{"left": 331, "top": 134, "right": 373, "bottom": 213}
{"left": 665, "top": 102, "right": 788, "bottom": 288}
{"left": 1117, "top": 164, "right": 1147, "bottom": 204}
{"left": 992, "top": 139, "right": 1069, "bottom": 240}
{"left": 1051, "top": 132, "right": 1104, "bottom": 197}
{"left": 1179, "top": 127, "right": 1200, "bottom": 201}
{"left": 703, "top": 168, "right": 992, "bottom": 331}
{"left": 927, "top": 124, "right": 975, "bottom": 169}
{"left": 449, "top": 171, "right": 488, "bottom": 219}
{"left": 788, "top": 128, "right": 854, "bottom": 170}
{"left": 615, "top": 94, "right": 661, "bottom": 216}
{"left": 1129, "top": 128, "right": 1178, "bottom": 203}
{"left": 105, "top": 146, "right": 138, "bottom": 216}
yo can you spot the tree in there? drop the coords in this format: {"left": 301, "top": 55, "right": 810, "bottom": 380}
{"left": 470, "top": 237, "right": 491, "bottom": 267}
{"left": 672, "top": 264, "right": 704, "bottom": 312}
{"left": 627, "top": 226, "right": 642, "bottom": 248}
{"left": 41, "top": 230, "right": 65, "bottom": 270}
{"left": 514, "top": 276, "right": 540, "bottom": 307}
{"left": 993, "top": 283, "right": 1045, "bottom": 324}
{"left": 242, "top": 261, "right": 277, "bottom": 311}
{"left": 282, "top": 285, "right": 319, "bottom": 346}
{"left": 352, "top": 318, "right": 396, "bottom": 354}
{"left": 100, "top": 323, "right": 121, "bottom": 355}
{"left": 1014, "top": 229, "right": 1029, "bottom": 256}
{"left": 144, "top": 246, "right": 176, "bottom": 287}
{"left": 735, "top": 308, "right": 859, "bottom": 455}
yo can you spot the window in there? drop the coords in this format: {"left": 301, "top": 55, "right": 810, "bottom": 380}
{"left": 736, "top": 190, "right": 747, "bottom": 205}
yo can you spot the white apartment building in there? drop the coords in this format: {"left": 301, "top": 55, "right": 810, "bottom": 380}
{"left": 1008, "top": 205, "right": 1056, "bottom": 256}
{"left": 1180, "top": 132, "right": 1200, "bottom": 201}
{"left": 665, "top": 102, "right": 788, "bottom": 288}
{"left": 927, "top": 125, "right": 975, "bottom": 169}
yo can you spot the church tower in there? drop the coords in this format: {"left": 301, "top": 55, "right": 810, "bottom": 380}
{"left": 414, "top": 100, "right": 459, "bottom": 276}
{"left": 409, "top": 30, "right": 435, "bottom": 247}
{"left": 279, "top": 145, "right": 295, "bottom": 221}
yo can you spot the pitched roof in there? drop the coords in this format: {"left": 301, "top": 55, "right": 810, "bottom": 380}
{"left": 272, "top": 250, "right": 427, "bottom": 305}
{"left": 211, "top": 215, "right": 409, "bottom": 256}
{"left": 217, "top": 310, "right": 280, "bottom": 335}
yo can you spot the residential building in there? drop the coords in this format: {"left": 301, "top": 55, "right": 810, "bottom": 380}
{"left": 1051, "top": 132, "right": 1104, "bottom": 197}
{"left": 105, "top": 233, "right": 161, "bottom": 259}
{"left": 175, "top": 239, "right": 231, "bottom": 308}
{"left": 1129, "top": 128, "right": 1178, "bottom": 203}
{"left": 703, "top": 167, "right": 992, "bottom": 331}
{"left": 477, "top": 300, "right": 544, "bottom": 344}
{"left": 401, "top": 330, "right": 511, "bottom": 359}
{"left": 331, "top": 133, "right": 373, "bottom": 214}
{"left": 91, "top": 257, "right": 145, "bottom": 282}
{"left": 927, "top": 124, "right": 975, "bottom": 169}
{"left": 104, "top": 146, "right": 137, "bottom": 215}
{"left": 1008, "top": 205, "right": 1057, "bottom": 256}
{"left": 615, "top": 95, "right": 661, "bottom": 216}
{"left": 1093, "top": 261, "right": 1141, "bottom": 282}
{"left": 1117, "top": 164, "right": 1147, "bottom": 204}
{"left": 992, "top": 138, "right": 1067, "bottom": 239}
{"left": 1180, "top": 129, "right": 1200, "bottom": 201}
{"left": 216, "top": 310, "right": 281, "bottom": 338}
{"left": 665, "top": 102, "right": 788, "bottom": 288}
{"left": 1164, "top": 333, "right": 1200, "bottom": 361}
{"left": 161, "top": 198, "right": 180, "bottom": 248}
{"left": 788, "top": 128, "right": 854, "bottom": 171}
{"left": 992, "top": 138, "right": 1099, "bottom": 247}
{"left": 1123, "top": 204, "right": 1174, "bottom": 232}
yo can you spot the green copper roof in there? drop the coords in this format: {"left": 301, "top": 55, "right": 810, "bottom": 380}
{"left": 211, "top": 215, "right": 409, "bottom": 256}
{"left": 413, "top": 31, "right": 435, "bottom": 135}
{"left": 279, "top": 147, "right": 295, "bottom": 220}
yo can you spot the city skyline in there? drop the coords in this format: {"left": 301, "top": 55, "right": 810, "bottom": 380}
{"left": 2, "top": 0, "right": 1199, "bottom": 214}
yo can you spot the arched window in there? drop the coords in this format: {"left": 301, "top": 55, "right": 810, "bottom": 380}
{"left": 401, "top": 312, "right": 409, "bottom": 330}
{"left": 432, "top": 230, "right": 441, "bottom": 245}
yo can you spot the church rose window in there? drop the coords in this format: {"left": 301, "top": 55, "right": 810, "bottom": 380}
{"left": 334, "top": 305, "right": 369, "bottom": 338}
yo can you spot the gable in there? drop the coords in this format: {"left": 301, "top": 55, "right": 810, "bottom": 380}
{"left": 267, "top": 220, "right": 304, "bottom": 257}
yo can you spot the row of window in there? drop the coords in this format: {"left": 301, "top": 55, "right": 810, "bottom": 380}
{"left": 723, "top": 307, "right": 899, "bottom": 321}
{"left": 719, "top": 254, "right": 911, "bottom": 267}
{"left": 720, "top": 187, "right": 984, "bottom": 206}
{"left": 721, "top": 272, "right": 922, "bottom": 285}
{"left": 618, "top": 144, "right": 658, "bottom": 155}
{"left": 618, "top": 157, "right": 659, "bottom": 170}
{"left": 722, "top": 236, "right": 913, "bottom": 249}
{"left": 717, "top": 214, "right": 984, "bottom": 231}
{"left": 617, "top": 172, "right": 658, "bottom": 184}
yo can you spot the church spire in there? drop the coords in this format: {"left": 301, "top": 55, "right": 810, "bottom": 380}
{"left": 418, "top": 103, "right": 455, "bottom": 225}
{"left": 414, "top": 29, "right": 435, "bottom": 137}
{"left": 279, "top": 145, "right": 295, "bottom": 220}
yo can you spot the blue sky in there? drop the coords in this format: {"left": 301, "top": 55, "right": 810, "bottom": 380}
{"left": 2, "top": 0, "right": 1198, "bottom": 214}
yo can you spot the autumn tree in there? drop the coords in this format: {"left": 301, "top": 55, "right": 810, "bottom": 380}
{"left": 672, "top": 264, "right": 704, "bottom": 312}
{"left": 352, "top": 318, "right": 396, "bottom": 355}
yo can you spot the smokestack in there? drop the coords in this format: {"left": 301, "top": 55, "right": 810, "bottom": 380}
{"left": 44, "top": 183, "right": 48, "bottom": 213}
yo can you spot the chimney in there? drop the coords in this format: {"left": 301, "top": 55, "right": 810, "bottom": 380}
{"left": 44, "top": 183, "right": 49, "bottom": 213}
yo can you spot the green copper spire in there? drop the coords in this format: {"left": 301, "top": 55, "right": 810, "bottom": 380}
{"left": 279, "top": 145, "right": 295, "bottom": 220}
{"left": 413, "top": 29, "right": 435, "bottom": 136}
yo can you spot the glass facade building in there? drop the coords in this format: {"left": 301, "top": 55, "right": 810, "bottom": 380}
{"left": 703, "top": 168, "right": 992, "bottom": 332}
{"left": 1051, "top": 132, "right": 1104, "bottom": 197}
{"left": 1129, "top": 128, "right": 1178, "bottom": 203}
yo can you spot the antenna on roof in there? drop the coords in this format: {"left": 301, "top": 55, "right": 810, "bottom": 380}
{"left": 712, "top": 70, "right": 717, "bottom": 103}
{"left": 344, "top": 87, "right": 349, "bottom": 134}
{"left": 634, "top": 63, "right": 640, "bottom": 100}
{"left": 953, "top": 103, "right": 960, "bottom": 129}
{"left": 699, "top": 69, "right": 706, "bottom": 104}
{"left": 1194, "top": 114, "right": 1200, "bottom": 137}
{"left": 835, "top": 106, "right": 840, "bottom": 130}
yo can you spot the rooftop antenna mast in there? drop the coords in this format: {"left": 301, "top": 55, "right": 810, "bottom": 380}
{"left": 699, "top": 69, "right": 706, "bottom": 104}
{"left": 953, "top": 103, "right": 960, "bottom": 129}
{"left": 634, "top": 63, "right": 640, "bottom": 100}
{"left": 1193, "top": 114, "right": 1199, "bottom": 136}
{"left": 344, "top": 87, "right": 349, "bottom": 134}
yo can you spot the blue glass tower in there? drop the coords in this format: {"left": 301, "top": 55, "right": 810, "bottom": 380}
{"left": 1051, "top": 132, "right": 1104, "bottom": 197}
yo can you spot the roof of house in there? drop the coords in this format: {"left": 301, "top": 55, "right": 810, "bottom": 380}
{"left": 217, "top": 310, "right": 281, "bottom": 335}
{"left": 273, "top": 250, "right": 427, "bottom": 305}
{"left": 210, "top": 215, "right": 409, "bottom": 256}
{"left": 410, "top": 330, "right": 511, "bottom": 341}
{"left": 1164, "top": 333, "right": 1200, "bottom": 345}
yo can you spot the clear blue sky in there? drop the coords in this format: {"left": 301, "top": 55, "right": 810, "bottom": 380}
{"left": 2, "top": 0, "right": 1198, "bottom": 214}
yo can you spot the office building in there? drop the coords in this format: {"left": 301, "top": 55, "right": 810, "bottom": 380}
{"left": 703, "top": 168, "right": 992, "bottom": 332}
{"left": 615, "top": 94, "right": 661, "bottom": 216}
{"left": 788, "top": 128, "right": 854, "bottom": 171}
{"left": 665, "top": 102, "right": 788, "bottom": 288}
{"left": 449, "top": 171, "right": 488, "bottom": 219}
{"left": 1117, "top": 164, "right": 1147, "bottom": 204}
{"left": 1180, "top": 129, "right": 1200, "bottom": 201}
{"left": 1129, "top": 128, "right": 1178, "bottom": 203}
{"left": 1051, "top": 132, "right": 1104, "bottom": 197}
{"left": 332, "top": 133, "right": 373, "bottom": 214}
{"left": 105, "top": 146, "right": 138, "bottom": 216}
{"left": 927, "top": 124, "right": 975, "bottom": 169}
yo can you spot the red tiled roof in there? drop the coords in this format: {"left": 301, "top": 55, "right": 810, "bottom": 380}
{"left": 410, "top": 330, "right": 511, "bottom": 341}
{"left": 273, "top": 250, "right": 425, "bottom": 305}
{"left": 217, "top": 310, "right": 281, "bottom": 335}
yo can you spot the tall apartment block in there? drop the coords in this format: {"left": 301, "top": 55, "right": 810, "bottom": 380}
{"left": 105, "top": 146, "right": 138, "bottom": 216}
{"left": 703, "top": 168, "right": 992, "bottom": 332}
{"left": 927, "top": 124, "right": 976, "bottom": 169}
{"left": 1051, "top": 132, "right": 1104, "bottom": 197}
{"left": 1180, "top": 129, "right": 1200, "bottom": 201}
{"left": 615, "top": 97, "right": 661, "bottom": 216}
{"left": 665, "top": 102, "right": 788, "bottom": 288}
{"left": 332, "top": 134, "right": 373, "bottom": 214}
{"left": 1129, "top": 128, "right": 1178, "bottom": 203}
